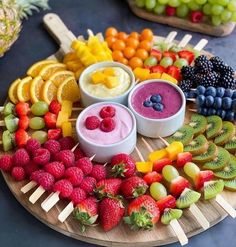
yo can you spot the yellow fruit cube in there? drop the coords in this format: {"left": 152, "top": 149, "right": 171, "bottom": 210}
{"left": 62, "top": 122, "right": 73, "bottom": 137}
{"left": 61, "top": 100, "right": 73, "bottom": 116}
{"left": 91, "top": 71, "right": 106, "bottom": 84}
{"left": 133, "top": 68, "right": 150, "bottom": 81}
{"left": 165, "top": 141, "right": 184, "bottom": 160}
{"left": 63, "top": 52, "right": 78, "bottom": 63}
{"left": 71, "top": 40, "right": 85, "bottom": 51}
{"left": 103, "top": 67, "right": 115, "bottom": 76}
{"left": 105, "top": 76, "right": 119, "bottom": 89}
{"left": 56, "top": 111, "right": 69, "bottom": 128}
{"left": 75, "top": 67, "right": 85, "bottom": 80}
{"left": 65, "top": 60, "right": 83, "bottom": 72}
{"left": 148, "top": 149, "right": 168, "bottom": 162}
{"left": 161, "top": 73, "right": 178, "bottom": 84}
{"left": 136, "top": 161, "right": 153, "bottom": 173}
{"left": 148, "top": 72, "right": 161, "bottom": 79}
{"left": 96, "top": 51, "right": 109, "bottom": 62}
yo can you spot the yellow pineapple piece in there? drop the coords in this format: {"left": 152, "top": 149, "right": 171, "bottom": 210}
{"left": 80, "top": 54, "right": 97, "bottom": 67}
{"left": 136, "top": 161, "right": 153, "bottom": 173}
{"left": 165, "top": 141, "right": 184, "bottom": 161}
{"left": 105, "top": 76, "right": 119, "bottom": 89}
{"left": 148, "top": 149, "right": 168, "bottom": 162}
{"left": 63, "top": 52, "right": 78, "bottom": 63}
{"left": 91, "top": 71, "right": 106, "bottom": 84}
{"left": 71, "top": 40, "right": 86, "bottom": 50}
{"left": 75, "top": 67, "right": 85, "bottom": 80}
{"left": 161, "top": 73, "right": 178, "bottom": 84}
{"left": 133, "top": 67, "right": 150, "bottom": 81}
{"left": 96, "top": 51, "right": 110, "bottom": 62}
{"left": 103, "top": 67, "right": 115, "bottom": 76}
{"left": 62, "top": 122, "right": 73, "bottom": 137}
{"left": 65, "top": 60, "right": 83, "bottom": 72}
{"left": 61, "top": 100, "right": 73, "bottom": 117}
{"left": 56, "top": 111, "right": 69, "bottom": 128}
{"left": 148, "top": 72, "right": 161, "bottom": 79}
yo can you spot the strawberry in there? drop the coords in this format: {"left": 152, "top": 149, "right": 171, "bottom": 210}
{"left": 190, "top": 10, "right": 204, "bottom": 23}
{"left": 120, "top": 176, "right": 148, "bottom": 199}
{"left": 178, "top": 50, "right": 195, "bottom": 64}
{"left": 143, "top": 171, "right": 162, "bottom": 185}
{"left": 176, "top": 152, "right": 192, "bottom": 168}
{"left": 124, "top": 195, "right": 160, "bottom": 230}
{"left": 194, "top": 170, "right": 214, "bottom": 191}
{"left": 167, "top": 65, "right": 181, "bottom": 80}
{"left": 166, "top": 6, "right": 176, "bottom": 16}
{"left": 153, "top": 158, "right": 172, "bottom": 172}
{"left": 170, "top": 176, "right": 190, "bottom": 197}
{"left": 48, "top": 128, "right": 62, "bottom": 140}
{"left": 15, "top": 129, "right": 29, "bottom": 147}
{"left": 111, "top": 153, "right": 136, "bottom": 178}
{"left": 150, "top": 65, "right": 166, "bottom": 74}
{"left": 15, "top": 102, "right": 30, "bottom": 116}
{"left": 49, "top": 100, "right": 61, "bottom": 115}
{"left": 156, "top": 195, "right": 176, "bottom": 214}
{"left": 18, "top": 116, "right": 29, "bottom": 130}
{"left": 150, "top": 49, "right": 162, "bottom": 61}
{"left": 163, "top": 51, "right": 177, "bottom": 62}
{"left": 99, "top": 197, "right": 125, "bottom": 231}
{"left": 44, "top": 112, "right": 57, "bottom": 129}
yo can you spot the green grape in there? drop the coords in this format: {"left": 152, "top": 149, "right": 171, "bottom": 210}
{"left": 31, "top": 101, "right": 49, "bottom": 116}
{"left": 160, "top": 57, "right": 173, "bottom": 68}
{"left": 154, "top": 3, "right": 166, "bottom": 14}
{"left": 150, "top": 182, "right": 167, "bottom": 200}
{"left": 188, "top": 1, "right": 201, "bottom": 10}
{"left": 211, "top": 5, "right": 224, "bottom": 15}
{"left": 217, "top": 0, "right": 229, "bottom": 6}
{"left": 228, "top": 0, "right": 236, "bottom": 11}
{"left": 183, "top": 162, "right": 200, "bottom": 179}
{"left": 168, "top": 0, "right": 181, "bottom": 7}
{"left": 32, "top": 130, "right": 48, "bottom": 144}
{"left": 221, "top": 9, "right": 232, "bottom": 22}
{"left": 212, "top": 15, "right": 222, "bottom": 25}
{"left": 176, "top": 4, "right": 189, "bottom": 17}
{"left": 158, "top": 0, "right": 169, "bottom": 4}
{"left": 29, "top": 117, "right": 45, "bottom": 130}
{"left": 162, "top": 165, "right": 179, "bottom": 182}
{"left": 173, "top": 58, "right": 188, "bottom": 68}
{"left": 195, "top": 0, "right": 207, "bottom": 5}
{"left": 135, "top": 0, "right": 145, "bottom": 7}
{"left": 181, "top": 0, "right": 191, "bottom": 3}
{"left": 208, "top": 0, "right": 216, "bottom": 4}
{"left": 231, "top": 11, "right": 236, "bottom": 21}
{"left": 144, "top": 56, "right": 158, "bottom": 66}
{"left": 145, "top": 0, "right": 156, "bottom": 10}
{"left": 203, "top": 3, "right": 211, "bottom": 15}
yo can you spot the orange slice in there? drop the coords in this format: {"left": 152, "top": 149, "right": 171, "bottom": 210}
{"left": 30, "top": 76, "right": 45, "bottom": 103}
{"left": 27, "top": 60, "right": 57, "bottom": 78}
{"left": 48, "top": 70, "right": 74, "bottom": 87}
{"left": 42, "top": 80, "right": 58, "bottom": 105}
{"left": 39, "top": 63, "right": 66, "bottom": 81}
{"left": 17, "top": 76, "right": 32, "bottom": 102}
{"left": 8, "top": 78, "right": 21, "bottom": 104}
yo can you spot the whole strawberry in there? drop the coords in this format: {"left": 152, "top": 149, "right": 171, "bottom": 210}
{"left": 120, "top": 176, "right": 148, "bottom": 199}
{"left": 99, "top": 197, "right": 125, "bottom": 232}
{"left": 111, "top": 153, "right": 136, "bottom": 178}
{"left": 124, "top": 195, "right": 160, "bottom": 230}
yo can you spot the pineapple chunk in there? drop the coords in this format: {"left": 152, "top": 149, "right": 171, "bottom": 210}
{"left": 148, "top": 72, "right": 161, "bottom": 79}
{"left": 61, "top": 100, "right": 73, "bottom": 117}
{"left": 161, "top": 73, "right": 178, "bottom": 84}
{"left": 105, "top": 76, "right": 120, "bottom": 89}
{"left": 136, "top": 161, "right": 153, "bottom": 173}
{"left": 133, "top": 67, "right": 150, "bottom": 81}
{"left": 56, "top": 111, "right": 69, "bottom": 128}
{"left": 103, "top": 67, "right": 115, "bottom": 76}
{"left": 91, "top": 71, "right": 106, "bottom": 84}
{"left": 62, "top": 122, "right": 73, "bottom": 137}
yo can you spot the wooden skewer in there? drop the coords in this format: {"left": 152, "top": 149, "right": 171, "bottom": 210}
{"left": 189, "top": 109, "right": 197, "bottom": 113}
{"left": 194, "top": 39, "right": 208, "bottom": 51}
{"left": 164, "top": 31, "right": 178, "bottom": 44}
{"left": 177, "top": 34, "right": 192, "bottom": 48}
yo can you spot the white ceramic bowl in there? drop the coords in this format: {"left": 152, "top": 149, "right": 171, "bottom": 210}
{"left": 76, "top": 102, "right": 137, "bottom": 163}
{"left": 79, "top": 61, "right": 135, "bottom": 107}
{"left": 128, "top": 80, "right": 186, "bottom": 138}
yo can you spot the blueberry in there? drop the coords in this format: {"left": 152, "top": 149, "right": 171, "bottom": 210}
{"left": 216, "top": 109, "right": 226, "bottom": 119}
{"left": 232, "top": 99, "right": 236, "bottom": 111}
{"left": 196, "top": 95, "right": 205, "bottom": 106}
{"left": 207, "top": 108, "right": 216, "bottom": 116}
{"left": 232, "top": 91, "right": 236, "bottom": 99}
{"left": 205, "top": 95, "right": 214, "bottom": 107}
{"left": 196, "top": 86, "right": 206, "bottom": 95}
{"left": 150, "top": 94, "right": 162, "bottom": 103}
{"left": 188, "top": 90, "right": 197, "bottom": 98}
{"left": 216, "top": 87, "right": 225, "bottom": 97}
{"left": 224, "top": 89, "right": 233, "bottom": 98}
{"left": 225, "top": 111, "right": 235, "bottom": 121}
{"left": 213, "top": 97, "right": 222, "bottom": 109}
{"left": 143, "top": 100, "right": 153, "bottom": 107}
{"left": 222, "top": 97, "right": 232, "bottom": 110}
{"left": 199, "top": 107, "right": 208, "bottom": 116}
{"left": 153, "top": 103, "right": 164, "bottom": 111}
{"left": 205, "top": 86, "right": 216, "bottom": 97}
{"left": 184, "top": 92, "right": 189, "bottom": 99}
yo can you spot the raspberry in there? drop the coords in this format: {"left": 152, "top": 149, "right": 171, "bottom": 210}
{"left": 80, "top": 176, "right": 96, "bottom": 195}
{"left": 0, "top": 154, "right": 13, "bottom": 172}
{"left": 190, "top": 11, "right": 204, "bottom": 23}
{"left": 38, "top": 172, "right": 55, "bottom": 190}
{"left": 11, "top": 167, "right": 26, "bottom": 181}
{"left": 33, "top": 148, "right": 51, "bottom": 165}
{"left": 55, "top": 150, "right": 75, "bottom": 168}
{"left": 24, "top": 161, "right": 39, "bottom": 177}
{"left": 59, "top": 136, "right": 75, "bottom": 150}
{"left": 100, "top": 117, "right": 115, "bottom": 132}
{"left": 53, "top": 179, "right": 73, "bottom": 198}
{"left": 49, "top": 100, "right": 61, "bottom": 115}
{"left": 70, "top": 188, "right": 87, "bottom": 205}
{"left": 45, "top": 162, "right": 65, "bottom": 179}
{"left": 26, "top": 138, "right": 41, "bottom": 155}
{"left": 166, "top": 6, "right": 176, "bottom": 16}
{"left": 44, "top": 140, "right": 61, "bottom": 155}
{"left": 30, "top": 170, "right": 44, "bottom": 182}
{"left": 85, "top": 116, "right": 100, "bottom": 130}
{"left": 75, "top": 157, "right": 93, "bottom": 175}
{"left": 64, "top": 167, "right": 84, "bottom": 186}
{"left": 99, "top": 106, "right": 116, "bottom": 118}
{"left": 13, "top": 148, "right": 30, "bottom": 167}
{"left": 90, "top": 164, "right": 107, "bottom": 181}
{"left": 74, "top": 146, "right": 85, "bottom": 160}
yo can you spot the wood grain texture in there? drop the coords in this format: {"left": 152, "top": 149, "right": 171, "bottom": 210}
{"left": 127, "top": 0, "right": 236, "bottom": 37}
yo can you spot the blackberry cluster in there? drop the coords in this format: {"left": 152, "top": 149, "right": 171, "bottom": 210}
{"left": 179, "top": 79, "right": 193, "bottom": 92}
{"left": 181, "top": 66, "right": 195, "bottom": 80}
{"left": 219, "top": 73, "right": 236, "bottom": 89}
{"left": 194, "top": 55, "right": 213, "bottom": 73}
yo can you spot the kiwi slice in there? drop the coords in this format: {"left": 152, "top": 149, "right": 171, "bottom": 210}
{"left": 204, "top": 180, "right": 224, "bottom": 200}
{"left": 161, "top": 208, "right": 183, "bottom": 225}
{"left": 206, "top": 115, "right": 222, "bottom": 139}
{"left": 214, "top": 121, "right": 235, "bottom": 146}
{"left": 224, "top": 136, "right": 236, "bottom": 153}
{"left": 2, "top": 130, "right": 13, "bottom": 152}
{"left": 192, "top": 143, "right": 218, "bottom": 163}
{"left": 4, "top": 114, "right": 19, "bottom": 133}
{"left": 176, "top": 188, "right": 201, "bottom": 209}
{"left": 224, "top": 179, "right": 236, "bottom": 191}
{"left": 3, "top": 102, "right": 15, "bottom": 116}
{"left": 203, "top": 147, "right": 230, "bottom": 171}
{"left": 188, "top": 114, "right": 207, "bottom": 136}
{"left": 214, "top": 156, "right": 236, "bottom": 179}
{"left": 184, "top": 134, "right": 209, "bottom": 155}
{"left": 166, "top": 125, "right": 194, "bottom": 146}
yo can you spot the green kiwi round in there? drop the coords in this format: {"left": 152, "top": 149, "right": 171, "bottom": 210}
{"left": 176, "top": 188, "right": 201, "bottom": 209}
{"left": 4, "top": 114, "right": 19, "bottom": 133}
{"left": 184, "top": 134, "right": 209, "bottom": 155}
{"left": 161, "top": 208, "right": 183, "bottom": 225}
{"left": 188, "top": 113, "right": 207, "bottom": 136}
{"left": 214, "top": 156, "right": 236, "bottom": 179}
{"left": 206, "top": 115, "right": 222, "bottom": 139}
{"left": 2, "top": 130, "right": 13, "bottom": 152}
{"left": 224, "top": 179, "right": 236, "bottom": 191}
{"left": 192, "top": 143, "right": 218, "bottom": 163}
{"left": 204, "top": 180, "right": 224, "bottom": 200}
{"left": 214, "top": 121, "right": 235, "bottom": 146}
{"left": 224, "top": 136, "right": 236, "bottom": 154}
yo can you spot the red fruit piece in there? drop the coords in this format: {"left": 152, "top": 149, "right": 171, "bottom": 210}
{"left": 99, "top": 106, "right": 116, "bottom": 118}
{"left": 53, "top": 179, "right": 73, "bottom": 198}
{"left": 55, "top": 150, "right": 75, "bottom": 168}
{"left": 74, "top": 146, "right": 85, "bottom": 160}
{"left": 120, "top": 176, "right": 148, "bottom": 199}
{"left": 38, "top": 172, "right": 55, "bottom": 190}
{"left": 166, "top": 6, "right": 176, "bottom": 16}
{"left": 13, "top": 148, "right": 30, "bottom": 167}
{"left": 150, "top": 65, "right": 166, "bottom": 74}
{"left": 75, "top": 157, "right": 93, "bottom": 175}
{"left": 124, "top": 195, "right": 160, "bottom": 229}
{"left": 195, "top": 170, "right": 214, "bottom": 191}
{"left": 90, "top": 164, "right": 107, "bottom": 181}
{"left": 45, "top": 162, "right": 65, "bottom": 179}
{"left": 143, "top": 171, "right": 162, "bottom": 185}
{"left": 26, "top": 138, "right": 41, "bottom": 155}
{"left": 15, "top": 102, "right": 30, "bottom": 116}
{"left": 44, "top": 112, "right": 57, "bottom": 129}
{"left": 24, "top": 161, "right": 39, "bottom": 177}
{"left": 190, "top": 11, "right": 204, "bottom": 23}
{"left": 163, "top": 51, "right": 177, "bottom": 62}
{"left": 11, "top": 167, "right": 26, "bottom": 181}
{"left": 85, "top": 116, "right": 100, "bottom": 130}
{"left": 153, "top": 158, "right": 172, "bottom": 172}
{"left": 170, "top": 176, "right": 190, "bottom": 197}
{"left": 176, "top": 152, "right": 192, "bottom": 168}
{"left": 44, "top": 139, "right": 61, "bottom": 155}
{"left": 156, "top": 195, "right": 176, "bottom": 214}
{"left": 64, "top": 167, "right": 84, "bottom": 186}
{"left": 150, "top": 49, "right": 162, "bottom": 61}
{"left": 33, "top": 148, "right": 50, "bottom": 165}
{"left": 70, "top": 187, "right": 87, "bottom": 205}
{"left": 100, "top": 117, "right": 116, "bottom": 132}
{"left": 178, "top": 50, "right": 195, "bottom": 64}
{"left": 18, "top": 116, "right": 29, "bottom": 130}
{"left": 99, "top": 197, "right": 125, "bottom": 232}
{"left": 167, "top": 65, "right": 181, "bottom": 81}
{"left": 48, "top": 128, "right": 62, "bottom": 140}
{"left": 49, "top": 100, "right": 61, "bottom": 115}
{"left": 59, "top": 136, "right": 75, "bottom": 150}
{"left": 80, "top": 176, "right": 97, "bottom": 195}
{"left": 15, "top": 129, "right": 29, "bottom": 147}
{"left": 0, "top": 154, "right": 13, "bottom": 172}
{"left": 30, "top": 169, "right": 44, "bottom": 182}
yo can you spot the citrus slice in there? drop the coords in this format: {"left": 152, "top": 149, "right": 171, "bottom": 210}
{"left": 39, "top": 63, "right": 66, "bottom": 81}
{"left": 27, "top": 60, "right": 57, "bottom": 77}
{"left": 8, "top": 78, "right": 21, "bottom": 104}
{"left": 57, "top": 77, "right": 80, "bottom": 103}
{"left": 30, "top": 76, "right": 45, "bottom": 103}
{"left": 48, "top": 70, "right": 75, "bottom": 87}
{"left": 42, "top": 80, "right": 58, "bottom": 105}
{"left": 17, "top": 76, "right": 32, "bottom": 102}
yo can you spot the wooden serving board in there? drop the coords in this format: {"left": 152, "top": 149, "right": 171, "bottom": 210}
{"left": 127, "top": 0, "right": 236, "bottom": 37}
{"left": 1, "top": 13, "right": 236, "bottom": 247}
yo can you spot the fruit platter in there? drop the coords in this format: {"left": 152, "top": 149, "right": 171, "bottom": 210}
{"left": 1, "top": 12, "right": 236, "bottom": 247}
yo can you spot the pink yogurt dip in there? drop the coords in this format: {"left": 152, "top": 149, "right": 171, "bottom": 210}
{"left": 131, "top": 81, "right": 182, "bottom": 119}
{"left": 78, "top": 104, "right": 133, "bottom": 145}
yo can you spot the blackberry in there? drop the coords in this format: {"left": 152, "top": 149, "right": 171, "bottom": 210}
{"left": 181, "top": 66, "right": 195, "bottom": 79}
{"left": 218, "top": 73, "right": 236, "bottom": 89}
{"left": 179, "top": 79, "right": 193, "bottom": 92}
{"left": 195, "top": 72, "right": 217, "bottom": 87}
{"left": 210, "top": 56, "right": 225, "bottom": 72}
{"left": 194, "top": 55, "right": 213, "bottom": 73}
{"left": 222, "top": 65, "right": 234, "bottom": 76}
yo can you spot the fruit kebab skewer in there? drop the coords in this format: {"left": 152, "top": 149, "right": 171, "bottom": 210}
{"left": 135, "top": 146, "right": 188, "bottom": 246}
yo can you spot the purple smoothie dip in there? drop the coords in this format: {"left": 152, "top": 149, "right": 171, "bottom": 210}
{"left": 131, "top": 81, "right": 182, "bottom": 119}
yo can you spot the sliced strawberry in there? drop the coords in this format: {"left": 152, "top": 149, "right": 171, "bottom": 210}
{"left": 195, "top": 170, "right": 214, "bottom": 191}
{"left": 49, "top": 100, "right": 61, "bottom": 115}
{"left": 143, "top": 171, "right": 162, "bottom": 185}
{"left": 170, "top": 176, "right": 190, "bottom": 197}
{"left": 18, "top": 116, "right": 29, "bottom": 130}
{"left": 15, "top": 129, "right": 29, "bottom": 147}
{"left": 15, "top": 102, "right": 30, "bottom": 117}
{"left": 163, "top": 51, "right": 177, "bottom": 62}
{"left": 176, "top": 152, "right": 192, "bottom": 168}
{"left": 167, "top": 65, "right": 181, "bottom": 81}
{"left": 178, "top": 50, "right": 195, "bottom": 64}
{"left": 153, "top": 158, "right": 172, "bottom": 172}
{"left": 44, "top": 112, "right": 57, "bottom": 129}
{"left": 48, "top": 128, "right": 62, "bottom": 140}
{"left": 156, "top": 195, "right": 176, "bottom": 214}
{"left": 150, "top": 49, "right": 162, "bottom": 61}
{"left": 150, "top": 65, "right": 167, "bottom": 74}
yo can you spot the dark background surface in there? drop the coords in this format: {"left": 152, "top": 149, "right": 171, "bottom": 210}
{"left": 0, "top": 0, "right": 236, "bottom": 246}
